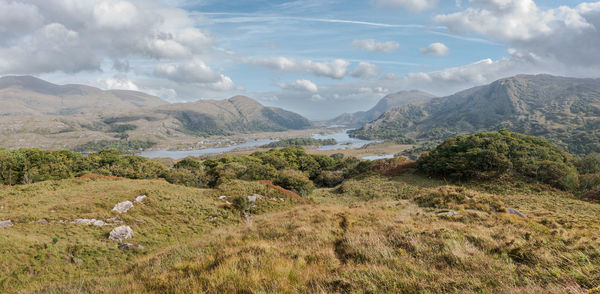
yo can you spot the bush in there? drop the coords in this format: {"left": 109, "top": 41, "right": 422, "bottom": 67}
{"left": 274, "top": 169, "right": 314, "bottom": 197}
{"left": 418, "top": 130, "right": 578, "bottom": 189}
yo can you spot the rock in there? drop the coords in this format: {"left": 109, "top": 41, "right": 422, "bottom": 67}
{"left": 112, "top": 201, "right": 134, "bottom": 213}
{"left": 246, "top": 194, "right": 264, "bottom": 203}
{"left": 109, "top": 225, "right": 134, "bottom": 242}
{"left": 0, "top": 220, "right": 13, "bottom": 228}
{"left": 135, "top": 195, "right": 147, "bottom": 203}
{"left": 506, "top": 208, "right": 527, "bottom": 218}
{"left": 218, "top": 195, "right": 227, "bottom": 200}
{"left": 279, "top": 198, "right": 284, "bottom": 202}
{"left": 92, "top": 220, "right": 106, "bottom": 227}
{"left": 118, "top": 243, "right": 145, "bottom": 250}
{"left": 437, "top": 211, "right": 459, "bottom": 216}
{"left": 0, "top": 205, "right": 4, "bottom": 210}
{"left": 74, "top": 218, "right": 93, "bottom": 225}
{"left": 37, "top": 219, "right": 49, "bottom": 224}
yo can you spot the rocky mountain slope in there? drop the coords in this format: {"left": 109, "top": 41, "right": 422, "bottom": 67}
{"left": 329, "top": 90, "right": 435, "bottom": 127}
{"left": 351, "top": 74, "right": 600, "bottom": 154}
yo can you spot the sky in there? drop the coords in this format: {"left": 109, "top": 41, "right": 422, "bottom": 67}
{"left": 1, "top": 0, "right": 600, "bottom": 119}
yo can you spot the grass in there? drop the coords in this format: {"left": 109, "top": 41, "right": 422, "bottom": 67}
{"left": 2, "top": 170, "right": 600, "bottom": 293}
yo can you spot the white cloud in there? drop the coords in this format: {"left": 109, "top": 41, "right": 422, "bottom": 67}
{"left": 0, "top": 0, "right": 213, "bottom": 74}
{"left": 420, "top": 42, "right": 450, "bottom": 56}
{"left": 93, "top": 1, "right": 139, "bottom": 29}
{"left": 154, "top": 59, "right": 236, "bottom": 91}
{"left": 249, "top": 57, "right": 350, "bottom": 79}
{"left": 434, "top": 0, "right": 600, "bottom": 68}
{"left": 377, "top": 0, "right": 438, "bottom": 12}
{"left": 100, "top": 74, "right": 140, "bottom": 91}
{"left": 352, "top": 39, "right": 400, "bottom": 53}
{"left": 279, "top": 79, "right": 319, "bottom": 93}
{"left": 350, "top": 62, "right": 382, "bottom": 79}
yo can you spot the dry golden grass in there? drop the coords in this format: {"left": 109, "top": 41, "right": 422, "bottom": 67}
{"left": 0, "top": 173, "right": 600, "bottom": 293}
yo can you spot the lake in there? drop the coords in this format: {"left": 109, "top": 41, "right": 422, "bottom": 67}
{"left": 140, "top": 130, "right": 379, "bottom": 159}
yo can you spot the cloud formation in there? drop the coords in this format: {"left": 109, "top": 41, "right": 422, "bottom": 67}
{"left": 248, "top": 57, "right": 351, "bottom": 79}
{"left": 154, "top": 60, "right": 236, "bottom": 91}
{"left": 352, "top": 39, "right": 400, "bottom": 53}
{"left": 434, "top": 0, "right": 600, "bottom": 69}
{"left": 278, "top": 79, "right": 319, "bottom": 93}
{"left": 0, "top": 0, "right": 214, "bottom": 74}
{"left": 420, "top": 42, "right": 450, "bottom": 56}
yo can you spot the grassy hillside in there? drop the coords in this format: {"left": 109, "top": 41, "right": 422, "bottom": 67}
{"left": 351, "top": 74, "right": 600, "bottom": 155}
{"left": 2, "top": 133, "right": 600, "bottom": 293}
{"left": 2, "top": 171, "right": 600, "bottom": 293}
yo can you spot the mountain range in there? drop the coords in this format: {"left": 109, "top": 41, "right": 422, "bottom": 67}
{"left": 0, "top": 76, "right": 311, "bottom": 150}
{"left": 350, "top": 74, "right": 600, "bottom": 155}
{"left": 329, "top": 90, "right": 435, "bottom": 127}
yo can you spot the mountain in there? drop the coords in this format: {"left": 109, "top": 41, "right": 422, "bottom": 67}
{"left": 0, "top": 76, "right": 168, "bottom": 115}
{"left": 329, "top": 90, "right": 435, "bottom": 126}
{"left": 104, "top": 95, "right": 312, "bottom": 137}
{"left": 0, "top": 76, "right": 312, "bottom": 150}
{"left": 351, "top": 74, "right": 600, "bottom": 154}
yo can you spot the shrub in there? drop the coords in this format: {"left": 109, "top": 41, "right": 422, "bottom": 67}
{"left": 274, "top": 169, "right": 314, "bottom": 197}
{"left": 418, "top": 130, "right": 578, "bottom": 189}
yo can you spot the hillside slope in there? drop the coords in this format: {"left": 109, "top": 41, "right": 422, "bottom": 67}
{"left": 0, "top": 76, "right": 167, "bottom": 115}
{"left": 330, "top": 90, "right": 435, "bottom": 126}
{"left": 0, "top": 76, "right": 313, "bottom": 150}
{"left": 351, "top": 74, "right": 600, "bottom": 154}
{"left": 101, "top": 95, "right": 312, "bottom": 138}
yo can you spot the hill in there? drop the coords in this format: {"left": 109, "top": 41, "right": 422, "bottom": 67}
{"left": 351, "top": 74, "right": 600, "bottom": 155}
{"left": 0, "top": 76, "right": 167, "bottom": 115}
{"left": 0, "top": 76, "right": 312, "bottom": 151}
{"left": 1, "top": 138, "right": 600, "bottom": 293}
{"left": 329, "top": 90, "right": 435, "bottom": 126}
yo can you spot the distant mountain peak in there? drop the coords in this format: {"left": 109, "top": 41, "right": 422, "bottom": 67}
{"left": 329, "top": 90, "right": 435, "bottom": 127}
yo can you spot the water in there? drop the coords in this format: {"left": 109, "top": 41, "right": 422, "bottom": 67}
{"left": 362, "top": 154, "right": 395, "bottom": 161}
{"left": 140, "top": 130, "right": 378, "bottom": 159}
{"left": 312, "top": 129, "right": 381, "bottom": 151}
{"left": 140, "top": 139, "right": 275, "bottom": 159}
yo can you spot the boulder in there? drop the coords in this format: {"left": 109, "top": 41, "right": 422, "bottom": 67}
{"left": 506, "top": 208, "right": 527, "bottom": 218}
{"left": 37, "top": 219, "right": 49, "bottom": 224}
{"left": 109, "top": 225, "right": 134, "bottom": 242}
{"left": 135, "top": 195, "right": 147, "bottom": 203}
{"left": 219, "top": 195, "right": 227, "bottom": 200}
{"left": 118, "top": 243, "right": 145, "bottom": 250}
{"left": 112, "top": 201, "right": 134, "bottom": 213}
{"left": 247, "top": 194, "right": 264, "bottom": 203}
{"left": 0, "top": 220, "right": 13, "bottom": 228}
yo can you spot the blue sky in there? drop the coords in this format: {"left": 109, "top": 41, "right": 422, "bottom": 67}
{"left": 2, "top": 0, "right": 600, "bottom": 119}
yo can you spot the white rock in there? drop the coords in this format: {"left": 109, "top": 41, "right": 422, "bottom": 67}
{"left": 112, "top": 201, "right": 134, "bottom": 213}
{"left": 0, "top": 220, "right": 13, "bottom": 228}
{"left": 109, "top": 225, "right": 134, "bottom": 242}
{"left": 218, "top": 195, "right": 227, "bottom": 200}
{"left": 135, "top": 195, "right": 147, "bottom": 203}
{"left": 74, "top": 218, "right": 93, "bottom": 225}
{"left": 37, "top": 219, "right": 49, "bottom": 224}
{"left": 92, "top": 220, "right": 106, "bottom": 227}
{"left": 247, "top": 194, "right": 264, "bottom": 203}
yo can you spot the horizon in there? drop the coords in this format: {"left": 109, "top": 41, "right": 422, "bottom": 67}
{"left": 1, "top": 0, "right": 600, "bottom": 119}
